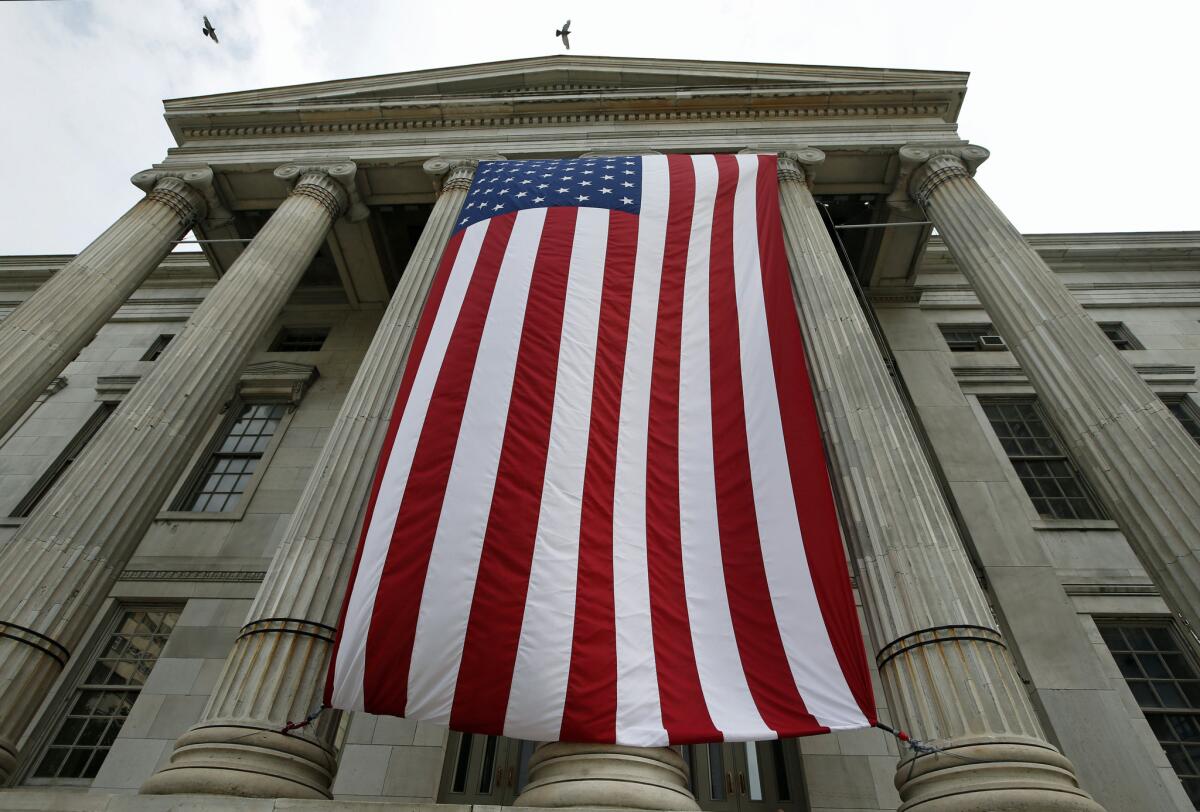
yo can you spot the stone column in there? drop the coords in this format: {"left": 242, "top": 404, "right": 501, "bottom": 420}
{"left": 900, "top": 144, "right": 1200, "bottom": 638}
{"left": 141, "top": 157, "right": 484, "bottom": 799}
{"left": 0, "top": 168, "right": 219, "bottom": 439}
{"left": 775, "top": 150, "right": 1102, "bottom": 811}
{"left": 0, "top": 164, "right": 357, "bottom": 783}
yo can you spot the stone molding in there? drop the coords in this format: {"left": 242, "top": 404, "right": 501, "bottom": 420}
{"left": 740, "top": 146, "right": 824, "bottom": 189}
{"left": 274, "top": 162, "right": 367, "bottom": 222}
{"left": 117, "top": 569, "right": 266, "bottom": 582}
{"left": 95, "top": 375, "right": 142, "bottom": 402}
{"left": 237, "top": 361, "right": 319, "bottom": 405}
{"left": 130, "top": 166, "right": 231, "bottom": 224}
{"left": 952, "top": 363, "right": 1196, "bottom": 392}
{"left": 177, "top": 102, "right": 951, "bottom": 140}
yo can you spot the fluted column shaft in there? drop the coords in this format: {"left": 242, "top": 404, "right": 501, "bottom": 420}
{"left": 776, "top": 150, "right": 1101, "bottom": 811}
{"left": 906, "top": 145, "right": 1200, "bottom": 638}
{"left": 0, "top": 166, "right": 351, "bottom": 783}
{"left": 0, "top": 172, "right": 208, "bottom": 438}
{"left": 141, "top": 158, "right": 481, "bottom": 800}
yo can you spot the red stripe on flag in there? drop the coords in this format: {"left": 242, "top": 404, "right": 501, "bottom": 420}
{"left": 363, "top": 214, "right": 518, "bottom": 713}
{"left": 450, "top": 208, "right": 579, "bottom": 734}
{"left": 325, "top": 228, "right": 468, "bottom": 704}
{"left": 752, "top": 155, "right": 875, "bottom": 722}
{"left": 646, "top": 155, "right": 720, "bottom": 744}
{"left": 708, "top": 154, "right": 823, "bottom": 736}
{"left": 560, "top": 210, "right": 640, "bottom": 743}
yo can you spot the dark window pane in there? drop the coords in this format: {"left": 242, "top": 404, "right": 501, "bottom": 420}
{"left": 270, "top": 326, "right": 329, "bottom": 352}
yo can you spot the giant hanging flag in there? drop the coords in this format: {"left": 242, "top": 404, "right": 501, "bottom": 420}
{"left": 326, "top": 153, "right": 876, "bottom": 745}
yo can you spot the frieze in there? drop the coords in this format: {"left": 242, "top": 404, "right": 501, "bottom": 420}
{"left": 118, "top": 569, "right": 266, "bottom": 582}
{"left": 179, "top": 103, "right": 948, "bottom": 139}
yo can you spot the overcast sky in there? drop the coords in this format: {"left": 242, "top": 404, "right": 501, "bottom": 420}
{"left": 1, "top": 0, "right": 1197, "bottom": 255}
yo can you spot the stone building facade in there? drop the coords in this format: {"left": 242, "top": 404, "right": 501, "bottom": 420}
{"left": 1, "top": 56, "right": 1199, "bottom": 812}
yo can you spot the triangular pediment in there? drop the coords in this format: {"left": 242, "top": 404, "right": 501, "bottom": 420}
{"left": 163, "top": 55, "right": 967, "bottom": 140}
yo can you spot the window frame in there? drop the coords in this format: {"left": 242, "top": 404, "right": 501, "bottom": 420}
{"left": 159, "top": 398, "right": 295, "bottom": 521}
{"left": 1163, "top": 395, "right": 1200, "bottom": 445}
{"left": 1097, "top": 322, "right": 1142, "bottom": 351}
{"left": 977, "top": 396, "right": 1107, "bottom": 522}
{"left": 10, "top": 403, "right": 115, "bottom": 519}
{"left": 21, "top": 602, "right": 183, "bottom": 787}
{"left": 938, "top": 323, "right": 998, "bottom": 353}
{"left": 1095, "top": 617, "right": 1200, "bottom": 806}
{"left": 140, "top": 334, "right": 176, "bottom": 362}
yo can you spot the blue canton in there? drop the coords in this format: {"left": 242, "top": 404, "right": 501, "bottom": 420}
{"left": 454, "top": 157, "right": 643, "bottom": 233}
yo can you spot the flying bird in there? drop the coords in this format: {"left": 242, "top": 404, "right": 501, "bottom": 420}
{"left": 202, "top": 16, "right": 219, "bottom": 44}
{"left": 556, "top": 19, "right": 571, "bottom": 49}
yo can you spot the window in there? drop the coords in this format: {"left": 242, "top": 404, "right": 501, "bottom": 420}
{"left": 11, "top": 404, "right": 114, "bottom": 518}
{"left": 1165, "top": 398, "right": 1200, "bottom": 445}
{"left": 980, "top": 399, "right": 1105, "bottom": 520}
{"left": 1098, "top": 322, "right": 1141, "bottom": 351}
{"left": 31, "top": 608, "right": 179, "bottom": 782}
{"left": 1097, "top": 620, "right": 1200, "bottom": 806}
{"left": 175, "top": 402, "right": 286, "bottom": 512}
{"left": 939, "top": 324, "right": 996, "bottom": 352}
{"left": 140, "top": 334, "right": 175, "bottom": 362}
{"left": 269, "top": 326, "right": 329, "bottom": 352}
{"left": 940, "top": 322, "right": 1138, "bottom": 352}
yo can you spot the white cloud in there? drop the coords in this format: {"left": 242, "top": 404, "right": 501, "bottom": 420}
{"left": 1, "top": 0, "right": 1196, "bottom": 254}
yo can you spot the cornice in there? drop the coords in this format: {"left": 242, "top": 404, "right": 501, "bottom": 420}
{"left": 0, "top": 253, "right": 216, "bottom": 291}
{"left": 173, "top": 98, "right": 953, "bottom": 141}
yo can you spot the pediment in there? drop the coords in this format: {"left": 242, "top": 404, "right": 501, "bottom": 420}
{"left": 164, "top": 55, "right": 967, "bottom": 140}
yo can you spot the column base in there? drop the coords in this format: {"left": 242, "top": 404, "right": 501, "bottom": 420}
{"left": 139, "top": 722, "right": 335, "bottom": 799}
{"left": 515, "top": 742, "right": 699, "bottom": 810}
{"left": 896, "top": 736, "right": 1104, "bottom": 812}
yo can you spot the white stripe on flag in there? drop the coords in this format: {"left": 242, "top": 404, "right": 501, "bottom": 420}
{"left": 613, "top": 154, "right": 670, "bottom": 746}
{"left": 731, "top": 155, "right": 868, "bottom": 729}
{"left": 331, "top": 221, "right": 489, "bottom": 711}
{"left": 406, "top": 207, "right": 549, "bottom": 722}
{"left": 503, "top": 207, "right": 610, "bottom": 740}
{"left": 677, "top": 155, "right": 774, "bottom": 740}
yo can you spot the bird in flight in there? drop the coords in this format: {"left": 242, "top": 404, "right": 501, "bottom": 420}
{"left": 556, "top": 20, "right": 571, "bottom": 49}
{"left": 202, "top": 15, "right": 219, "bottom": 44}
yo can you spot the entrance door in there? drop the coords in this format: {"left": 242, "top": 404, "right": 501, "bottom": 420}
{"left": 687, "top": 740, "right": 807, "bottom": 812}
{"left": 438, "top": 732, "right": 537, "bottom": 805}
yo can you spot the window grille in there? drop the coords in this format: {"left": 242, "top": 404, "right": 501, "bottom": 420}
{"left": 1096, "top": 620, "right": 1200, "bottom": 806}
{"left": 175, "top": 402, "right": 286, "bottom": 512}
{"left": 269, "top": 326, "right": 329, "bottom": 352}
{"left": 140, "top": 334, "right": 175, "bottom": 362}
{"left": 980, "top": 399, "right": 1105, "bottom": 520}
{"left": 11, "top": 404, "right": 114, "bottom": 518}
{"left": 31, "top": 608, "right": 180, "bottom": 782}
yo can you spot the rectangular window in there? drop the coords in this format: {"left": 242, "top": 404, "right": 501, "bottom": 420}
{"left": 31, "top": 608, "right": 180, "bottom": 782}
{"left": 980, "top": 399, "right": 1105, "bottom": 520}
{"left": 1165, "top": 397, "right": 1200, "bottom": 445}
{"left": 1098, "top": 322, "right": 1141, "bottom": 351}
{"left": 140, "top": 334, "right": 175, "bottom": 362}
{"left": 269, "top": 326, "right": 329, "bottom": 352}
{"left": 938, "top": 324, "right": 997, "bottom": 352}
{"left": 175, "top": 402, "right": 286, "bottom": 512}
{"left": 940, "top": 322, "right": 1138, "bottom": 352}
{"left": 11, "top": 404, "right": 114, "bottom": 518}
{"left": 1097, "top": 620, "right": 1200, "bottom": 806}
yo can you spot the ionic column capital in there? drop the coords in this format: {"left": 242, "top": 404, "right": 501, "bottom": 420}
{"left": 130, "top": 167, "right": 222, "bottom": 227}
{"left": 740, "top": 147, "right": 825, "bottom": 188}
{"left": 274, "top": 161, "right": 367, "bottom": 222}
{"left": 893, "top": 144, "right": 990, "bottom": 210}
{"left": 422, "top": 155, "right": 502, "bottom": 195}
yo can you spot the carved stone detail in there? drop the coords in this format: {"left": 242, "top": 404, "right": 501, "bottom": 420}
{"left": 423, "top": 155, "right": 504, "bottom": 194}
{"left": 274, "top": 162, "right": 364, "bottom": 222}
{"left": 237, "top": 361, "right": 319, "bottom": 405}
{"left": 131, "top": 165, "right": 230, "bottom": 224}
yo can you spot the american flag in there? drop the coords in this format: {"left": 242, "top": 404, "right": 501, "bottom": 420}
{"left": 326, "top": 153, "right": 875, "bottom": 745}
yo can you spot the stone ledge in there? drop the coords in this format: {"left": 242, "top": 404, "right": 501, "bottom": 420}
{"left": 0, "top": 793, "right": 679, "bottom": 812}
